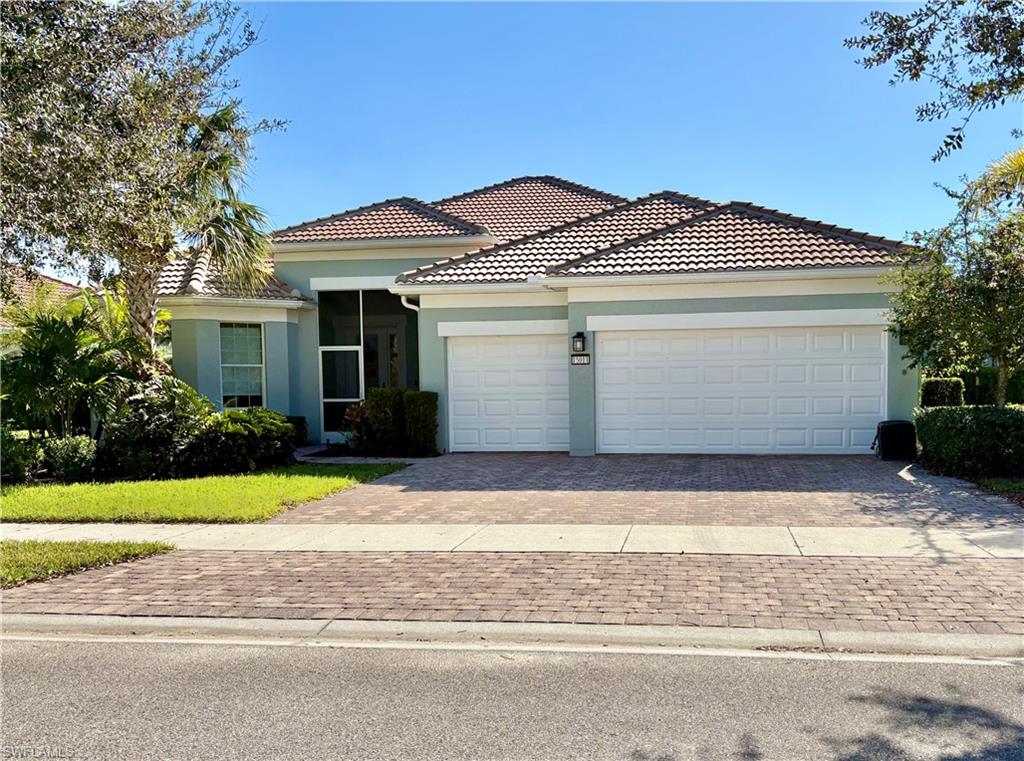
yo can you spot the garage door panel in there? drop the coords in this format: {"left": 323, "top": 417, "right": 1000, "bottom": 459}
{"left": 447, "top": 334, "right": 569, "bottom": 452}
{"left": 597, "top": 327, "right": 885, "bottom": 454}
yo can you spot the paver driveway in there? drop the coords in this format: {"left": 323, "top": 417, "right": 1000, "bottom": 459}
{"left": 273, "top": 454, "right": 1022, "bottom": 528}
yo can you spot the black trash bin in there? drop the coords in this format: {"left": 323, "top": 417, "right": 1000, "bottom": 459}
{"left": 872, "top": 420, "right": 916, "bottom": 461}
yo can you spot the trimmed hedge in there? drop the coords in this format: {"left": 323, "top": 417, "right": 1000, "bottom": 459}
{"left": 915, "top": 405, "right": 1024, "bottom": 478}
{"left": 364, "top": 387, "right": 406, "bottom": 455}
{"left": 340, "top": 389, "right": 439, "bottom": 456}
{"left": 42, "top": 436, "right": 97, "bottom": 482}
{"left": 97, "top": 376, "right": 295, "bottom": 480}
{"left": 961, "top": 368, "right": 1024, "bottom": 405}
{"left": 187, "top": 408, "right": 295, "bottom": 475}
{"left": 404, "top": 390, "right": 438, "bottom": 456}
{"left": 285, "top": 416, "right": 309, "bottom": 447}
{"left": 920, "top": 377, "right": 965, "bottom": 408}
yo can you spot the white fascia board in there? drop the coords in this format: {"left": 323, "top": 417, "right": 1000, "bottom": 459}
{"left": 420, "top": 291, "right": 567, "bottom": 309}
{"left": 567, "top": 276, "right": 891, "bottom": 303}
{"left": 587, "top": 308, "right": 888, "bottom": 333}
{"left": 437, "top": 319, "right": 569, "bottom": 337}
{"left": 163, "top": 304, "right": 304, "bottom": 323}
{"left": 272, "top": 235, "right": 495, "bottom": 254}
{"left": 542, "top": 266, "right": 893, "bottom": 289}
{"left": 389, "top": 282, "right": 549, "bottom": 296}
{"left": 310, "top": 276, "right": 397, "bottom": 291}
{"left": 158, "top": 295, "right": 310, "bottom": 310}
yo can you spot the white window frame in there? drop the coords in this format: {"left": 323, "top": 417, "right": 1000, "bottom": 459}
{"left": 218, "top": 322, "right": 266, "bottom": 410}
{"left": 318, "top": 290, "right": 366, "bottom": 442}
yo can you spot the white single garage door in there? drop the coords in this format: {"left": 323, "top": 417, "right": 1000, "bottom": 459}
{"left": 596, "top": 326, "right": 886, "bottom": 454}
{"left": 447, "top": 334, "right": 569, "bottom": 451}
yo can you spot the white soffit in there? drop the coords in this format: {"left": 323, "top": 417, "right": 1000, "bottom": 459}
{"left": 437, "top": 319, "right": 569, "bottom": 337}
{"left": 586, "top": 309, "right": 888, "bottom": 333}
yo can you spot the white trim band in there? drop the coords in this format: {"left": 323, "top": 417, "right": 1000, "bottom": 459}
{"left": 310, "top": 276, "right": 397, "bottom": 291}
{"left": 163, "top": 305, "right": 302, "bottom": 323}
{"left": 586, "top": 308, "right": 888, "bottom": 332}
{"left": 437, "top": 319, "right": 569, "bottom": 337}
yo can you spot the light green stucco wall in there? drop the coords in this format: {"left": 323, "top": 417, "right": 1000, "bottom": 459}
{"left": 169, "top": 317, "right": 296, "bottom": 417}
{"left": 274, "top": 258, "right": 438, "bottom": 298}
{"left": 263, "top": 321, "right": 293, "bottom": 414}
{"left": 170, "top": 319, "right": 221, "bottom": 406}
{"left": 417, "top": 305, "right": 570, "bottom": 452}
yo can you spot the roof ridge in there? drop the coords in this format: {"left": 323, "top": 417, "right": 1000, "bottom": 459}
{"left": 545, "top": 204, "right": 729, "bottom": 276}
{"left": 272, "top": 196, "right": 485, "bottom": 238}
{"left": 431, "top": 175, "right": 627, "bottom": 207}
{"left": 32, "top": 271, "right": 82, "bottom": 291}
{"left": 728, "top": 201, "right": 904, "bottom": 249}
{"left": 396, "top": 190, "right": 712, "bottom": 284}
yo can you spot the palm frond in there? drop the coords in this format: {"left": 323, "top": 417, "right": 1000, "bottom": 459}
{"left": 195, "top": 196, "right": 272, "bottom": 294}
{"left": 971, "top": 147, "right": 1024, "bottom": 208}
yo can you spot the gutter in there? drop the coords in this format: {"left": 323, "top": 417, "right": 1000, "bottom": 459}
{"left": 390, "top": 266, "right": 894, "bottom": 296}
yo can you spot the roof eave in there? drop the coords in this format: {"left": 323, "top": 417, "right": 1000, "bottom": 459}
{"left": 157, "top": 295, "right": 314, "bottom": 310}
{"left": 389, "top": 281, "right": 550, "bottom": 296}
{"left": 540, "top": 265, "right": 895, "bottom": 289}
{"left": 271, "top": 234, "right": 496, "bottom": 253}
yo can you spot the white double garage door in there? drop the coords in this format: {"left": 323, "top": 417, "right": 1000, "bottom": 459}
{"left": 447, "top": 325, "right": 885, "bottom": 453}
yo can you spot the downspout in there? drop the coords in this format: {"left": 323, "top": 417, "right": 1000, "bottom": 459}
{"left": 400, "top": 295, "right": 420, "bottom": 312}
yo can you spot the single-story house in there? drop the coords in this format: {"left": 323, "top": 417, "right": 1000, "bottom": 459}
{"left": 157, "top": 175, "right": 918, "bottom": 455}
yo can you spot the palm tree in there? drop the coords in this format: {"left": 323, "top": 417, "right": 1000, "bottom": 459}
{"left": 120, "top": 104, "right": 271, "bottom": 360}
{"left": 1, "top": 287, "right": 156, "bottom": 436}
{"left": 969, "top": 146, "right": 1024, "bottom": 208}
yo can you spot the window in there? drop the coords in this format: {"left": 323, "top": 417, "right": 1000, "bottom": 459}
{"left": 220, "top": 323, "right": 264, "bottom": 408}
{"left": 318, "top": 289, "right": 418, "bottom": 436}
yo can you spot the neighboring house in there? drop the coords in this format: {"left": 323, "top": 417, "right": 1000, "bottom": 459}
{"left": 0, "top": 269, "right": 81, "bottom": 334}
{"left": 157, "top": 175, "right": 918, "bottom": 455}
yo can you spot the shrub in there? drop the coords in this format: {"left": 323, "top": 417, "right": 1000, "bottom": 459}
{"left": 961, "top": 368, "right": 1024, "bottom": 405}
{"left": 915, "top": 405, "right": 1024, "bottom": 478}
{"left": 187, "top": 408, "right": 295, "bottom": 475}
{"left": 42, "top": 435, "right": 97, "bottom": 482}
{"left": 97, "top": 376, "right": 214, "bottom": 480}
{"left": 404, "top": 390, "right": 438, "bottom": 456}
{"left": 920, "top": 377, "right": 965, "bottom": 407}
{"left": 1, "top": 426, "right": 43, "bottom": 483}
{"left": 285, "top": 416, "right": 308, "bottom": 447}
{"left": 364, "top": 387, "right": 406, "bottom": 455}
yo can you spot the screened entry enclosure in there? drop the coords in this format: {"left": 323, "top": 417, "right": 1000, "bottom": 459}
{"left": 318, "top": 290, "right": 419, "bottom": 435}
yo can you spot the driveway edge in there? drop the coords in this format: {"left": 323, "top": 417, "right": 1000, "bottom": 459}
{"left": 3, "top": 614, "right": 1021, "bottom": 659}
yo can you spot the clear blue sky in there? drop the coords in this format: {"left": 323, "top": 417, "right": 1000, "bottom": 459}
{"left": 233, "top": 1, "right": 1020, "bottom": 241}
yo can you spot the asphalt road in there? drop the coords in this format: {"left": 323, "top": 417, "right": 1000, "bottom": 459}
{"left": 2, "top": 638, "right": 1022, "bottom": 761}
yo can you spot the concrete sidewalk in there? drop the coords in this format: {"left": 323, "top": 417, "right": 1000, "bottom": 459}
{"left": 4, "top": 521, "right": 1022, "bottom": 558}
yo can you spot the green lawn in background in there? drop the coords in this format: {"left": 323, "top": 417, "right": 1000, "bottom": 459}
{"left": 0, "top": 463, "right": 405, "bottom": 523}
{"left": 1, "top": 539, "right": 173, "bottom": 587}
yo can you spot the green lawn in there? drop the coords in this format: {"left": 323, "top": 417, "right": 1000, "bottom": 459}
{"left": 1, "top": 463, "right": 405, "bottom": 523}
{"left": 981, "top": 478, "right": 1024, "bottom": 507}
{"left": 1, "top": 539, "right": 173, "bottom": 588}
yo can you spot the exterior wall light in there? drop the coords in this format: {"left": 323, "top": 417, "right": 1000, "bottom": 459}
{"left": 572, "top": 332, "right": 586, "bottom": 353}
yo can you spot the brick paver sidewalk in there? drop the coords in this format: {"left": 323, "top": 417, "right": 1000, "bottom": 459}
{"left": 274, "top": 454, "right": 1021, "bottom": 527}
{"left": 5, "top": 551, "right": 1021, "bottom": 635}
